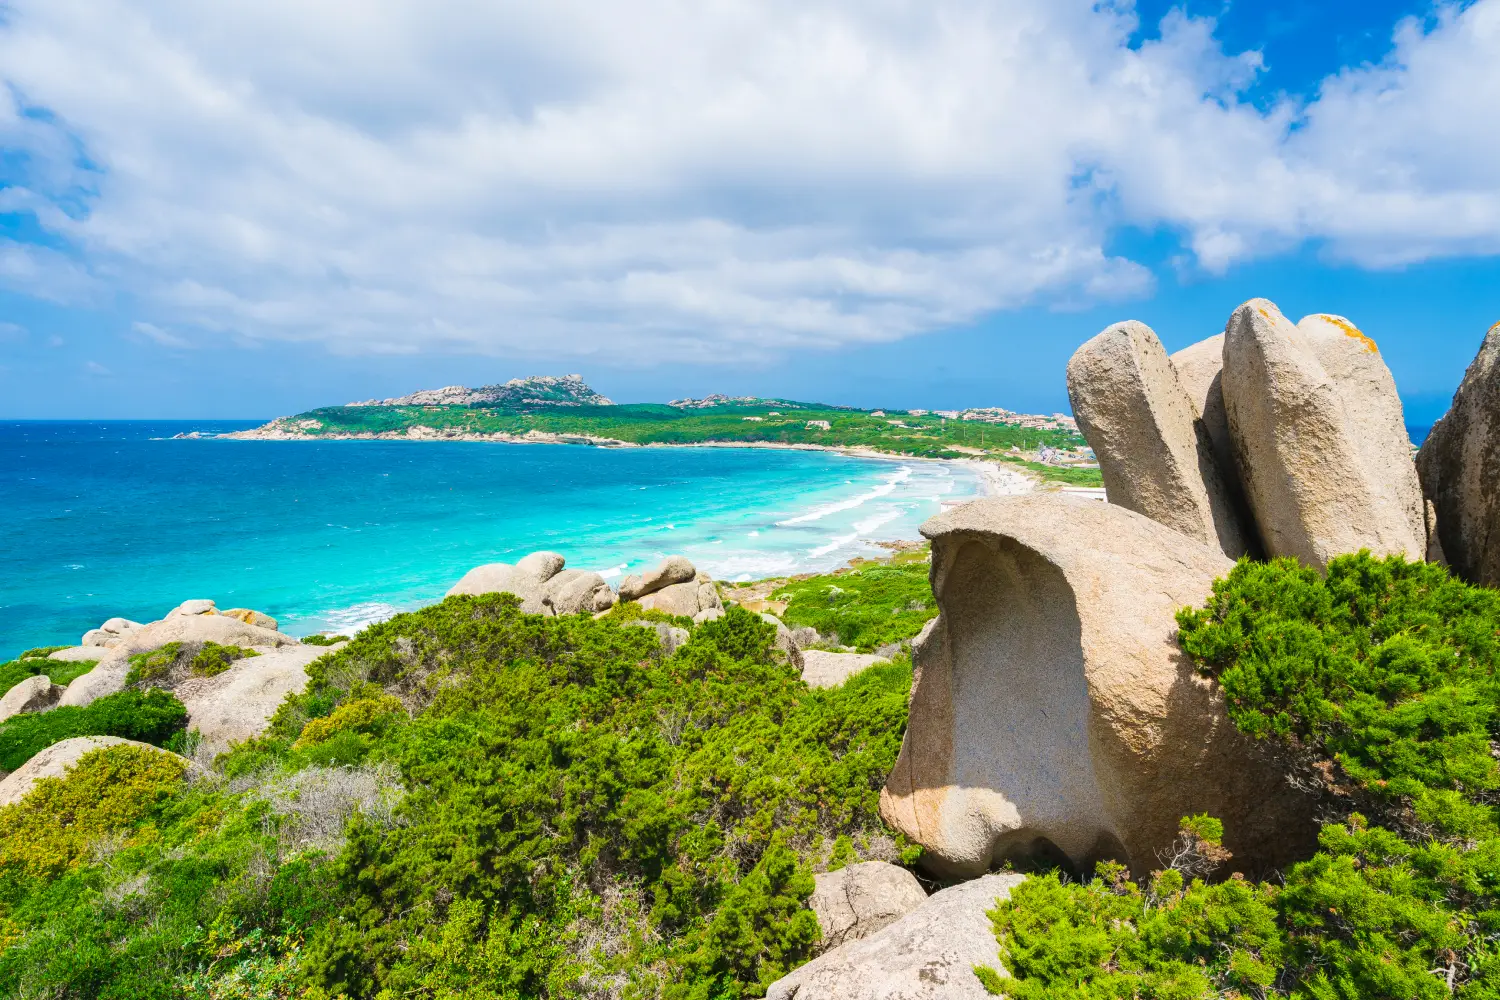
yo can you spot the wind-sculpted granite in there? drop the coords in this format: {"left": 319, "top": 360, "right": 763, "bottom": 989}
{"left": 175, "top": 643, "right": 344, "bottom": 753}
{"left": 0, "top": 675, "right": 64, "bottom": 722}
{"left": 1223, "top": 299, "right": 1424, "bottom": 568}
{"left": 880, "top": 495, "right": 1315, "bottom": 879}
{"left": 1067, "top": 321, "right": 1249, "bottom": 558}
{"left": 808, "top": 862, "right": 928, "bottom": 954}
{"left": 446, "top": 551, "right": 566, "bottom": 614}
{"left": 1418, "top": 322, "right": 1500, "bottom": 586}
{"left": 767, "top": 873, "right": 1024, "bottom": 1000}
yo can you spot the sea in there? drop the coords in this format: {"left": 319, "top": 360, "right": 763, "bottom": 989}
{"left": 0, "top": 421, "right": 981, "bottom": 655}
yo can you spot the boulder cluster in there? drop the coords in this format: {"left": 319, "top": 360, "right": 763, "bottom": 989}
{"left": 872, "top": 301, "right": 1500, "bottom": 918}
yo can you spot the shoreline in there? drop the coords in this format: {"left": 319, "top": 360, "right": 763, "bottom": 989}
{"left": 216, "top": 426, "right": 1043, "bottom": 498}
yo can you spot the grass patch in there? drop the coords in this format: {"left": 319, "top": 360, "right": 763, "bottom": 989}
{"left": 773, "top": 556, "right": 936, "bottom": 651}
{"left": 125, "top": 641, "right": 258, "bottom": 686}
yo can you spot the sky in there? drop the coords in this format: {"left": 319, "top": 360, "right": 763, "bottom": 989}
{"left": 0, "top": 0, "right": 1496, "bottom": 420}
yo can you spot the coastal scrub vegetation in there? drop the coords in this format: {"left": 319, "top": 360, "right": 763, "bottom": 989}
{"left": 0, "top": 595, "right": 915, "bottom": 998}
{"left": 982, "top": 552, "right": 1500, "bottom": 999}
{"left": 126, "top": 640, "right": 260, "bottom": 686}
{"left": 0, "top": 653, "right": 98, "bottom": 695}
{"left": 772, "top": 548, "right": 937, "bottom": 651}
{"left": 0, "top": 688, "right": 188, "bottom": 771}
{"left": 263, "top": 401, "right": 1102, "bottom": 485}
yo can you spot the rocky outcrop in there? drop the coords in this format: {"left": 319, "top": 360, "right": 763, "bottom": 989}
{"left": 1417, "top": 323, "right": 1500, "bottom": 587}
{"left": 1067, "top": 321, "right": 1249, "bottom": 558}
{"left": 759, "top": 613, "right": 805, "bottom": 670}
{"left": 766, "top": 873, "right": 1024, "bottom": 1000}
{"left": 446, "top": 551, "right": 566, "bottom": 614}
{"left": 880, "top": 496, "right": 1315, "bottom": 879}
{"left": 60, "top": 613, "right": 298, "bottom": 710}
{"left": 175, "top": 643, "right": 342, "bottom": 753}
{"left": 0, "top": 674, "right": 64, "bottom": 722}
{"left": 1298, "top": 313, "right": 1426, "bottom": 549}
{"left": 620, "top": 555, "right": 697, "bottom": 602}
{"left": 47, "top": 646, "right": 105, "bottom": 663}
{"left": 633, "top": 562, "right": 725, "bottom": 619}
{"left": 1222, "top": 299, "right": 1424, "bottom": 568}
{"left": 0, "top": 736, "right": 190, "bottom": 807}
{"left": 541, "top": 570, "right": 616, "bottom": 615}
{"left": 809, "top": 862, "right": 928, "bottom": 954}
{"left": 801, "top": 651, "right": 890, "bottom": 690}
{"left": 219, "top": 608, "right": 279, "bottom": 630}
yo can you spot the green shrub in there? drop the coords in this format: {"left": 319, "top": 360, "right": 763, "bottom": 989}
{"left": 985, "top": 552, "right": 1500, "bottom": 999}
{"left": 0, "top": 655, "right": 100, "bottom": 696}
{"left": 300, "top": 633, "right": 349, "bottom": 646}
{"left": 126, "top": 641, "right": 257, "bottom": 686}
{"left": 0, "top": 744, "right": 187, "bottom": 877}
{"left": 19, "top": 646, "right": 69, "bottom": 659}
{"left": 0, "top": 688, "right": 188, "bottom": 771}
{"left": 0, "top": 592, "right": 914, "bottom": 998}
{"left": 774, "top": 559, "right": 935, "bottom": 651}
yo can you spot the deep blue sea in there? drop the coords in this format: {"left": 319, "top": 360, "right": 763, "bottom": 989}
{"left": 0, "top": 422, "right": 978, "bottom": 655}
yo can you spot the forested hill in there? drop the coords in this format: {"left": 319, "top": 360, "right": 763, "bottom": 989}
{"left": 232, "top": 395, "right": 1100, "bottom": 485}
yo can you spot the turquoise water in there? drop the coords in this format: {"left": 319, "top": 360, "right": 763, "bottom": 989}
{"left": 1, "top": 421, "right": 978, "bottom": 654}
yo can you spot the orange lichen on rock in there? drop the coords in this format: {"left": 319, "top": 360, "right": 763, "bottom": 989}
{"left": 1317, "top": 313, "right": 1378, "bottom": 353}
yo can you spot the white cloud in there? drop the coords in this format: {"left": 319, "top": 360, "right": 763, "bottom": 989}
{"left": 84, "top": 360, "right": 112, "bottom": 376}
{"left": 0, "top": 0, "right": 1495, "bottom": 362}
{"left": 0, "top": 321, "right": 25, "bottom": 343}
{"left": 131, "top": 320, "right": 194, "bottom": 349}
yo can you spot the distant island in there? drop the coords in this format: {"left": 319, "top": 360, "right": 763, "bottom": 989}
{"left": 227, "top": 374, "right": 1103, "bottom": 486}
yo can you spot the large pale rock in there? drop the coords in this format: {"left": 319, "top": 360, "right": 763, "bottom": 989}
{"left": 59, "top": 615, "right": 297, "bottom": 710}
{"left": 515, "top": 551, "right": 565, "bottom": 582}
{"left": 809, "top": 862, "right": 928, "bottom": 954}
{"left": 637, "top": 580, "right": 704, "bottom": 618}
{"left": 880, "top": 495, "right": 1315, "bottom": 879}
{"left": 174, "top": 643, "right": 342, "bottom": 753}
{"left": 1299, "top": 313, "right": 1426, "bottom": 548}
{"left": 219, "top": 608, "right": 279, "bottom": 630}
{"left": 170, "top": 599, "right": 217, "bottom": 617}
{"left": 447, "top": 563, "right": 548, "bottom": 613}
{"left": 47, "top": 646, "right": 105, "bottom": 663}
{"left": 1222, "top": 299, "right": 1425, "bottom": 568}
{"left": 1067, "top": 321, "right": 1249, "bottom": 558}
{"left": 542, "top": 570, "right": 614, "bottom": 616}
{"left": 100, "top": 617, "right": 142, "bottom": 634}
{"left": 620, "top": 555, "right": 697, "bottom": 602}
{"left": 122, "top": 613, "right": 295, "bottom": 653}
{"left": 58, "top": 652, "right": 131, "bottom": 708}
{"left": 1418, "top": 322, "right": 1500, "bottom": 586}
{"left": 0, "top": 674, "right": 64, "bottom": 722}
{"left": 1170, "top": 333, "right": 1259, "bottom": 553}
{"left": 0, "top": 736, "right": 189, "bottom": 807}
{"left": 801, "top": 651, "right": 889, "bottom": 690}
{"left": 766, "top": 873, "right": 1024, "bottom": 1000}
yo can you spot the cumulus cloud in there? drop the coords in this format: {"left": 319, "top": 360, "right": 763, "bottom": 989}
{"left": 0, "top": 0, "right": 1495, "bottom": 362}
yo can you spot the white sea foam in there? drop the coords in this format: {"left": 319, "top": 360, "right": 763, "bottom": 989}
{"left": 319, "top": 601, "right": 402, "bottom": 634}
{"left": 776, "top": 467, "right": 912, "bottom": 526}
{"left": 852, "top": 509, "right": 902, "bottom": 535}
{"left": 809, "top": 532, "right": 860, "bottom": 558}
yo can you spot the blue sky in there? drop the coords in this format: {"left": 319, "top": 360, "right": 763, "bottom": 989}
{"left": 0, "top": 0, "right": 1496, "bottom": 420}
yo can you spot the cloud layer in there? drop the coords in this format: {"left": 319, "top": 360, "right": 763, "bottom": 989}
{"left": 0, "top": 0, "right": 1496, "bottom": 362}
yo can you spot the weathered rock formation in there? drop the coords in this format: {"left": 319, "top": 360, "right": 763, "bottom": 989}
{"left": 801, "top": 651, "right": 890, "bottom": 690}
{"left": 808, "top": 862, "right": 928, "bottom": 954}
{"left": 1067, "top": 321, "right": 1249, "bottom": 558}
{"left": 0, "top": 736, "right": 190, "bottom": 807}
{"left": 0, "top": 674, "right": 64, "bottom": 722}
{"left": 175, "top": 643, "right": 344, "bottom": 753}
{"left": 1298, "top": 313, "right": 1426, "bottom": 548}
{"left": 619, "top": 555, "right": 696, "bottom": 602}
{"left": 446, "top": 552, "right": 565, "bottom": 614}
{"left": 766, "top": 873, "right": 1024, "bottom": 1000}
{"left": 1417, "top": 322, "right": 1500, "bottom": 587}
{"left": 880, "top": 495, "right": 1315, "bottom": 879}
{"left": 541, "top": 569, "right": 617, "bottom": 615}
{"left": 630, "top": 560, "right": 725, "bottom": 619}
{"left": 1222, "top": 299, "right": 1424, "bottom": 568}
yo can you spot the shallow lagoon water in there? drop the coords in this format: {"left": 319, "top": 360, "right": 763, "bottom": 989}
{"left": 1, "top": 421, "right": 979, "bottom": 652}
